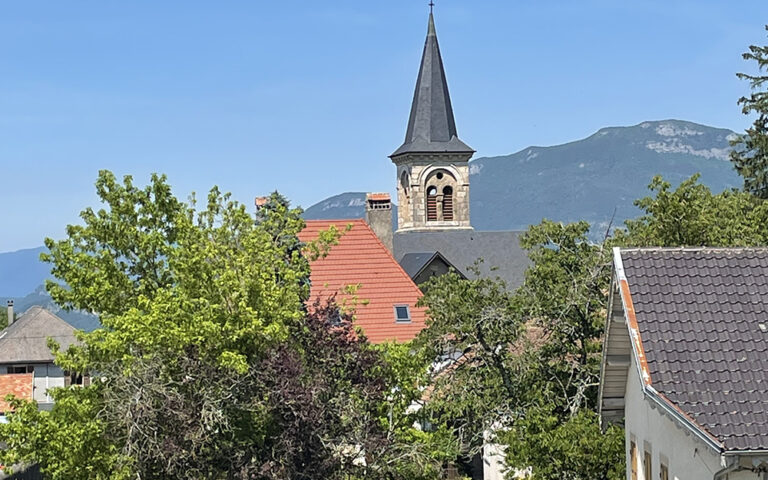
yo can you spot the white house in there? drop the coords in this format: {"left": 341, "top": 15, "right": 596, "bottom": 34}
{"left": 0, "top": 305, "right": 84, "bottom": 410}
{"left": 600, "top": 248, "right": 768, "bottom": 480}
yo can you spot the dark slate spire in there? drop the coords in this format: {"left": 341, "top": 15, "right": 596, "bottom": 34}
{"left": 391, "top": 12, "right": 474, "bottom": 158}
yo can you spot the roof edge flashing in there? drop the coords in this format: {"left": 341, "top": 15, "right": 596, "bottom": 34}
{"left": 644, "top": 384, "right": 724, "bottom": 454}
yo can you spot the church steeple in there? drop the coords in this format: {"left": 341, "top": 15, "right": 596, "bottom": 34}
{"left": 391, "top": 9, "right": 474, "bottom": 232}
{"left": 390, "top": 12, "right": 474, "bottom": 158}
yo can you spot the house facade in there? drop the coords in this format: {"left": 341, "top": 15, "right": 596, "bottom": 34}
{"left": 600, "top": 248, "right": 768, "bottom": 480}
{"left": 0, "top": 305, "right": 83, "bottom": 410}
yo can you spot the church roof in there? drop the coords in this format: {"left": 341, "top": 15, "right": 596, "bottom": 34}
{"left": 390, "top": 13, "right": 474, "bottom": 158}
{"left": 399, "top": 251, "right": 464, "bottom": 280}
{"left": 394, "top": 230, "right": 530, "bottom": 289}
{"left": 0, "top": 306, "right": 79, "bottom": 364}
{"left": 298, "top": 219, "right": 428, "bottom": 343}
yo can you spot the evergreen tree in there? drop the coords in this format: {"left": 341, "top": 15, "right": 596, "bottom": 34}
{"left": 731, "top": 25, "right": 768, "bottom": 198}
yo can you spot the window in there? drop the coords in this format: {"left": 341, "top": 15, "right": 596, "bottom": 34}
{"left": 8, "top": 365, "right": 33, "bottom": 374}
{"left": 660, "top": 463, "right": 669, "bottom": 480}
{"left": 426, "top": 186, "right": 438, "bottom": 221}
{"left": 630, "top": 441, "right": 637, "bottom": 480}
{"left": 394, "top": 305, "right": 411, "bottom": 323}
{"left": 64, "top": 371, "right": 91, "bottom": 388}
{"left": 643, "top": 451, "right": 652, "bottom": 480}
{"left": 442, "top": 186, "right": 454, "bottom": 220}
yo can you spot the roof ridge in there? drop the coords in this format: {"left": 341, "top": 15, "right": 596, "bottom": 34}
{"left": 620, "top": 246, "right": 768, "bottom": 252}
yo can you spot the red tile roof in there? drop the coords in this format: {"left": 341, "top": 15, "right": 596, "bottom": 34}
{"left": 0, "top": 373, "right": 33, "bottom": 412}
{"left": 299, "top": 219, "right": 427, "bottom": 343}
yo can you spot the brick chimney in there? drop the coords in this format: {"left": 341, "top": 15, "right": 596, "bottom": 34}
{"left": 365, "top": 193, "right": 394, "bottom": 253}
{"left": 254, "top": 196, "right": 269, "bottom": 211}
{"left": 6, "top": 300, "right": 13, "bottom": 326}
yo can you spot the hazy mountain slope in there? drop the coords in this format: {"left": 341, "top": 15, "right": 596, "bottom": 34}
{"left": 470, "top": 120, "right": 740, "bottom": 233}
{"left": 303, "top": 120, "right": 741, "bottom": 235}
{"left": 1, "top": 119, "right": 743, "bottom": 304}
{"left": 10, "top": 285, "right": 101, "bottom": 332}
{"left": 303, "top": 192, "right": 399, "bottom": 230}
{"left": 0, "top": 246, "right": 51, "bottom": 297}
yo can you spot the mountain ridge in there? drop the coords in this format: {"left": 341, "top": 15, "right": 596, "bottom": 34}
{"left": 3, "top": 119, "right": 744, "bottom": 305}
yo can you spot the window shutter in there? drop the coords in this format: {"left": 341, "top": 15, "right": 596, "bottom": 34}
{"left": 442, "top": 187, "right": 454, "bottom": 220}
{"left": 426, "top": 191, "right": 438, "bottom": 221}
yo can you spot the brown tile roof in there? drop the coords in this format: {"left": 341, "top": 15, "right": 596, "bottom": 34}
{"left": 0, "top": 373, "right": 33, "bottom": 412}
{"left": 299, "top": 219, "right": 427, "bottom": 343}
{"left": 619, "top": 247, "right": 768, "bottom": 451}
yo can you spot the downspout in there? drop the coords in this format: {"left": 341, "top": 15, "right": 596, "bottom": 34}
{"left": 713, "top": 455, "right": 739, "bottom": 480}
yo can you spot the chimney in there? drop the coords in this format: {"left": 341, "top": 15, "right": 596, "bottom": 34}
{"left": 254, "top": 196, "right": 269, "bottom": 211}
{"left": 6, "top": 300, "right": 13, "bottom": 326}
{"left": 365, "top": 193, "right": 394, "bottom": 253}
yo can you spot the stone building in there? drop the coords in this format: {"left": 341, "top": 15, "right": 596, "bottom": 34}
{"left": 388, "top": 11, "right": 529, "bottom": 289}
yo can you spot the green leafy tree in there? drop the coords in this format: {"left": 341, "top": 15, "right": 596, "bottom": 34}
{"left": 501, "top": 406, "right": 624, "bottom": 480}
{"left": 0, "top": 171, "right": 443, "bottom": 480}
{"left": 731, "top": 25, "right": 768, "bottom": 198}
{"left": 0, "top": 305, "right": 10, "bottom": 330}
{"left": 617, "top": 174, "right": 768, "bottom": 247}
{"left": 415, "top": 269, "right": 527, "bottom": 461}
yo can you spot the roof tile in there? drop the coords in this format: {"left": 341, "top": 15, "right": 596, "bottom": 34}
{"left": 300, "top": 219, "right": 427, "bottom": 343}
{"left": 621, "top": 248, "right": 768, "bottom": 451}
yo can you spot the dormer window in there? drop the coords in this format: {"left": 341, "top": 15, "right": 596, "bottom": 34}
{"left": 394, "top": 305, "right": 411, "bottom": 323}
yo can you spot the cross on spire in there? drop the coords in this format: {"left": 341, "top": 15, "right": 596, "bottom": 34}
{"left": 429, "top": 1, "right": 434, "bottom": 13}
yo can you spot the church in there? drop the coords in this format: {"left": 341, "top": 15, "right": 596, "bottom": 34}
{"left": 368, "top": 9, "right": 529, "bottom": 290}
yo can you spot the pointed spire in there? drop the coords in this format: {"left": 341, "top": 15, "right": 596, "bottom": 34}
{"left": 391, "top": 10, "right": 473, "bottom": 158}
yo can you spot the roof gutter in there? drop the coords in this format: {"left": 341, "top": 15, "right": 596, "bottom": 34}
{"left": 643, "top": 385, "right": 724, "bottom": 454}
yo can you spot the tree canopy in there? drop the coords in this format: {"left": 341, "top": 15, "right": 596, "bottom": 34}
{"left": 731, "top": 25, "right": 768, "bottom": 198}
{"left": 0, "top": 171, "right": 451, "bottom": 480}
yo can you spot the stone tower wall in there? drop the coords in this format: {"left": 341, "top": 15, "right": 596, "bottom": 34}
{"left": 394, "top": 152, "right": 472, "bottom": 232}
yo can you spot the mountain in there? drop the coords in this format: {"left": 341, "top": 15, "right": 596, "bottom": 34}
{"left": 9, "top": 285, "right": 101, "bottom": 331}
{"left": 0, "top": 246, "right": 51, "bottom": 297}
{"left": 303, "top": 120, "right": 741, "bottom": 235}
{"left": 303, "top": 192, "right": 399, "bottom": 229}
{"left": 1, "top": 119, "right": 743, "bottom": 306}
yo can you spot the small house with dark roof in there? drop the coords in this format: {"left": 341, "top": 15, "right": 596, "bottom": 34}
{"left": 0, "top": 306, "right": 84, "bottom": 409}
{"left": 600, "top": 247, "right": 768, "bottom": 480}
{"left": 298, "top": 219, "right": 428, "bottom": 343}
{"left": 399, "top": 251, "right": 465, "bottom": 287}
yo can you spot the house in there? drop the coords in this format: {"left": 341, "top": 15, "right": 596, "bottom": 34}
{"left": 599, "top": 247, "right": 768, "bottom": 479}
{"left": 298, "top": 218, "right": 428, "bottom": 343}
{"left": 0, "top": 304, "right": 84, "bottom": 410}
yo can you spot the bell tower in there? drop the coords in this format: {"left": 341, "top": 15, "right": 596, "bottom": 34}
{"left": 390, "top": 10, "right": 474, "bottom": 232}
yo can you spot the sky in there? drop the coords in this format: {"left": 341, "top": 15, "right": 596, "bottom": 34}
{"left": 2, "top": 0, "right": 768, "bottom": 252}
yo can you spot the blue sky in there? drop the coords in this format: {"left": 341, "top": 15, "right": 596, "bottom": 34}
{"left": 2, "top": 1, "right": 768, "bottom": 252}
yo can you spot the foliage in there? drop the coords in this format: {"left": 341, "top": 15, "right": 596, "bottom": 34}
{"left": 501, "top": 406, "right": 624, "bottom": 480}
{"left": 731, "top": 25, "right": 768, "bottom": 198}
{"left": 518, "top": 220, "right": 609, "bottom": 414}
{"left": 616, "top": 174, "right": 768, "bottom": 247}
{"left": 0, "top": 305, "right": 9, "bottom": 330}
{"left": 415, "top": 269, "right": 527, "bottom": 454}
{"left": 0, "top": 171, "right": 443, "bottom": 480}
